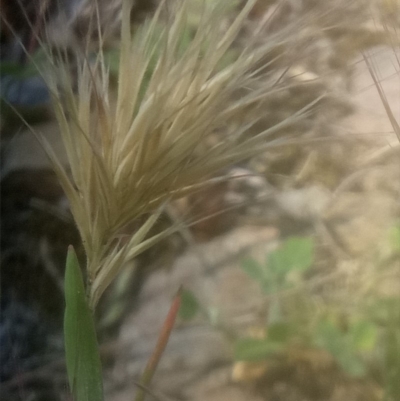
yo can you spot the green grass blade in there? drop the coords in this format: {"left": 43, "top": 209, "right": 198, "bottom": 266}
{"left": 64, "top": 246, "right": 104, "bottom": 401}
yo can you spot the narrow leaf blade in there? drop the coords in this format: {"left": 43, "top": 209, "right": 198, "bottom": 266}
{"left": 64, "top": 246, "right": 104, "bottom": 401}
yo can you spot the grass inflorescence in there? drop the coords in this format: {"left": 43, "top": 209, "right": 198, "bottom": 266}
{"left": 43, "top": 0, "right": 321, "bottom": 308}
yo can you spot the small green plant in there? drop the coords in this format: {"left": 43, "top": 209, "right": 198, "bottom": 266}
{"left": 388, "top": 224, "right": 400, "bottom": 253}
{"left": 313, "top": 314, "right": 378, "bottom": 377}
{"left": 234, "top": 237, "right": 316, "bottom": 360}
{"left": 368, "top": 297, "right": 400, "bottom": 401}
{"left": 179, "top": 237, "right": 316, "bottom": 360}
{"left": 175, "top": 218, "right": 400, "bottom": 401}
{"left": 235, "top": 236, "right": 383, "bottom": 377}
{"left": 241, "top": 237, "right": 314, "bottom": 295}
{"left": 179, "top": 235, "right": 399, "bottom": 390}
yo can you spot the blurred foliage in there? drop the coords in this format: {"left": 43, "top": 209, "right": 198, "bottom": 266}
{"left": 179, "top": 234, "right": 400, "bottom": 398}
{"left": 0, "top": 48, "right": 51, "bottom": 127}
{"left": 235, "top": 234, "right": 400, "bottom": 397}
{"left": 388, "top": 224, "right": 400, "bottom": 253}
{"left": 368, "top": 297, "right": 400, "bottom": 401}
{"left": 179, "top": 288, "right": 201, "bottom": 321}
{"left": 241, "top": 237, "right": 314, "bottom": 294}
{"left": 0, "top": 48, "right": 48, "bottom": 79}
{"left": 314, "top": 315, "right": 377, "bottom": 377}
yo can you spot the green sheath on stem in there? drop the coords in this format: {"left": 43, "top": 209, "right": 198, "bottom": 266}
{"left": 64, "top": 245, "right": 104, "bottom": 401}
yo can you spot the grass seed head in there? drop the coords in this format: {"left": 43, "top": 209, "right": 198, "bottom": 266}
{"left": 45, "top": 0, "right": 320, "bottom": 307}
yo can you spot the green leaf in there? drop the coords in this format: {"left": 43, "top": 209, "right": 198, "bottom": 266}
{"left": 267, "top": 237, "right": 314, "bottom": 276}
{"left": 241, "top": 257, "right": 266, "bottom": 283}
{"left": 267, "top": 298, "right": 283, "bottom": 324}
{"left": 337, "top": 353, "right": 366, "bottom": 377}
{"left": 179, "top": 289, "right": 200, "bottom": 321}
{"left": 267, "top": 322, "right": 292, "bottom": 343}
{"left": 384, "top": 328, "right": 400, "bottom": 398}
{"left": 64, "top": 246, "right": 104, "bottom": 401}
{"left": 0, "top": 61, "right": 24, "bottom": 76}
{"left": 103, "top": 48, "right": 121, "bottom": 76}
{"left": 314, "top": 318, "right": 344, "bottom": 356}
{"left": 350, "top": 320, "right": 377, "bottom": 352}
{"left": 388, "top": 225, "right": 400, "bottom": 252}
{"left": 315, "top": 318, "right": 367, "bottom": 377}
{"left": 0, "top": 49, "right": 47, "bottom": 79}
{"left": 234, "top": 338, "right": 283, "bottom": 361}
{"left": 369, "top": 297, "right": 398, "bottom": 324}
{"left": 261, "top": 280, "right": 277, "bottom": 294}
